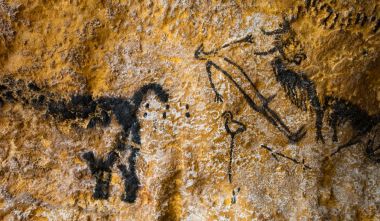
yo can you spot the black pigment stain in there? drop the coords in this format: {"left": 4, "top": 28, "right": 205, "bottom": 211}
{"left": 326, "top": 96, "right": 380, "bottom": 156}
{"left": 193, "top": 18, "right": 379, "bottom": 162}
{"left": 222, "top": 111, "right": 246, "bottom": 183}
{"left": 28, "top": 82, "right": 41, "bottom": 91}
{"left": 118, "top": 148, "right": 140, "bottom": 203}
{"left": 82, "top": 151, "right": 118, "bottom": 199}
{"left": 270, "top": 57, "right": 324, "bottom": 143}
{"left": 0, "top": 75, "right": 171, "bottom": 202}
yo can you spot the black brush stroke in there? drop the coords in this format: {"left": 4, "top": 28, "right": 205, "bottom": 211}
{"left": 260, "top": 144, "right": 311, "bottom": 169}
{"left": 0, "top": 76, "right": 170, "bottom": 203}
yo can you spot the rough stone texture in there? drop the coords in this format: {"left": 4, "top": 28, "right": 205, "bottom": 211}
{"left": 0, "top": 0, "right": 379, "bottom": 220}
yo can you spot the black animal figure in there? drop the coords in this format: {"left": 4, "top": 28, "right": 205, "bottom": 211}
{"left": 255, "top": 19, "right": 380, "bottom": 162}
{"left": 222, "top": 111, "right": 246, "bottom": 183}
{"left": 270, "top": 57, "right": 324, "bottom": 143}
{"left": 195, "top": 39, "right": 306, "bottom": 143}
{"left": 254, "top": 18, "right": 306, "bottom": 65}
{"left": 255, "top": 20, "right": 324, "bottom": 143}
{"left": 81, "top": 151, "right": 118, "bottom": 199}
{"left": 0, "top": 76, "right": 169, "bottom": 202}
{"left": 117, "top": 147, "right": 140, "bottom": 203}
{"left": 324, "top": 96, "right": 380, "bottom": 157}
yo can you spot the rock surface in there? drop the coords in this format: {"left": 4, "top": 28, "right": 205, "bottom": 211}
{"left": 0, "top": 0, "right": 379, "bottom": 220}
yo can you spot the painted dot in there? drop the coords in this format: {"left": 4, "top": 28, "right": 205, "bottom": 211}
{"left": 185, "top": 112, "right": 190, "bottom": 118}
{"left": 145, "top": 103, "right": 149, "bottom": 108}
{"left": 163, "top": 112, "right": 167, "bottom": 119}
{"left": 185, "top": 104, "right": 189, "bottom": 110}
{"left": 166, "top": 104, "right": 170, "bottom": 110}
{"left": 143, "top": 113, "right": 147, "bottom": 118}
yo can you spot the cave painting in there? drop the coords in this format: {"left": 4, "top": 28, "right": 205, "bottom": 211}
{"left": 256, "top": 18, "right": 380, "bottom": 159}
{"left": 195, "top": 37, "right": 307, "bottom": 143}
{"left": 194, "top": 14, "right": 379, "bottom": 164}
{"left": 222, "top": 111, "right": 246, "bottom": 183}
{"left": 0, "top": 76, "right": 169, "bottom": 203}
{"left": 1, "top": 1, "right": 379, "bottom": 206}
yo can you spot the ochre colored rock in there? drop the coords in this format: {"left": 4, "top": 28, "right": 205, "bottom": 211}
{"left": 0, "top": 0, "right": 379, "bottom": 220}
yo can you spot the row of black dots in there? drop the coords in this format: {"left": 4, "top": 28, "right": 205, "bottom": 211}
{"left": 143, "top": 103, "right": 191, "bottom": 119}
{"left": 185, "top": 104, "right": 190, "bottom": 118}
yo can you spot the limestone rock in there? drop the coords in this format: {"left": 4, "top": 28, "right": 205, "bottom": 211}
{"left": 0, "top": 0, "right": 379, "bottom": 220}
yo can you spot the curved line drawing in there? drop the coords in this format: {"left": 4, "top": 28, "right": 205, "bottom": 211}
{"left": 222, "top": 111, "right": 247, "bottom": 183}
{"left": 0, "top": 76, "right": 170, "bottom": 202}
{"left": 195, "top": 40, "right": 306, "bottom": 143}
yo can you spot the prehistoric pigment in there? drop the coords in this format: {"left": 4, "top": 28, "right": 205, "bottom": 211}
{"left": 0, "top": 0, "right": 379, "bottom": 220}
